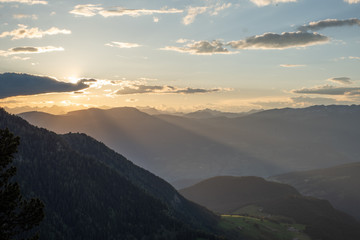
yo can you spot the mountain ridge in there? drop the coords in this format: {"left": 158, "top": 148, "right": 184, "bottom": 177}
{"left": 0, "top": 108, "right": 222, "bottom": 239}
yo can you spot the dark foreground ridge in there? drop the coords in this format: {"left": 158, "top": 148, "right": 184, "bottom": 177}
{"left": 0, "top": 108, "right": 223, "bottom": 240}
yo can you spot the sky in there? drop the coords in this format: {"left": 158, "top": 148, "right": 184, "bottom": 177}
{"left": 0, "top": 0, "right": 359, "bottom": 114}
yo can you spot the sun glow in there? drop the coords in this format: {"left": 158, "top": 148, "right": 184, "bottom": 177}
{"left": 66, "top": 76, "right": 80, "bottom": 84}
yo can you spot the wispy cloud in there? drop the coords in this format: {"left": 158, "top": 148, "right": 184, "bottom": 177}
{"left": 183, "top": 2, "right": 231, "bottom": 25}
{"left": 183, "top": 6, "right": 208, "bottom": 25}
{"left": 0, "top": 24, "right": 71, "bottom": 40}
{"left": 327, "top": 77, "right": 353, "bottom": 85}
{"left": 11, "top": 56, "right": 30, "bottom": 60}
{"left": 280, "top": 64, "right": 305, "bottom": 68}
{"left": 162, "top": 40, "right": 232, "bottom": 55}
{"left": 0, "top": 73, "right": 90, "bottom": 99}
{"left": 0, "top": 0, "right": 47, "bottom": 5}
{"left": 339, "top": 56, "right": 360, "bottom": 61}
{"left": 99, "top": 7, "right": 183, "bottom": 17}
{"left": 298, "top": 18, "right": 360, "bottom": 32}
{"left": 250, "top": 0, "right": 297, "bottom": 7}
{"left": 0, "top": 46, "right": 64, "bottom": 56}
{"left": 70, "top": 4, "right": 183, "bottom": 18}
{"left": 105, "top": 41, "right": 141, "bottom": 48}
{"left": 13, "top": 14, "right": 38, "bottom": 20}
{"left": 291, "top": 96, "right": 349, "bottom": 105}
{"left": 344, "top": 0, "right": 360, "bottom": 4}
{"left": 293, "top": 85, "right": 360, "bottom": 95}
{"left": 69, "top": 4, "right": 103, "bottom": 17}
{"left": 228, "top": 32, "right": 329, "bottom": 49}
{"left": 116, "top": 84, "right": 224, "bottom": 95}
{"left": 349, "top": 56, "right": 360, "bottom": 60}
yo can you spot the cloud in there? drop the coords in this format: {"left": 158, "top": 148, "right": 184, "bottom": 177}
{"left": 183, "top": 2, "right": 231, "bottom": 25}
{"left": 0, "top": 24, "right": 71, "bottom": 40}
{"left": 126, "top": 98, "right": 138, "bottom": 102}
{"left": 0, "top": 46, "right": 64, "bottom": 56}
{"left": 228, "top": 31, "right": 329, "bottom": 49}
{"left": 162, "top": 40, "right": 231, "bottom": 55}
{"left": 344, "top": 0, "right": 360, "bottom": 3}
{"left": 298, "top": 18, "right": 360, "bottom": 32}
{"left": 176, "top": 38, "right": 189, "bottom": 43}
{"left": 328, "top": 77, "right": 353, "bottom": 85}
{"left": 183, "top": 6, "right": 208, "bottom": 25}
{"left": 293, "top": 85, "right": 360, "bottom": 95}
{"left": 70, "top": 4, "right": 183, "bottom": 18}
{"left": 0, "top": 73, "right": 91, "bottom": 99}
{"left": 13, "top": 14, "right": 38, "bottom": 20}
{"left": 11, "top": 56, "right": 30, "bottom": 60}
{"left": 280, "top": 64, "right": 305, "bottom": 68}
{"left": 291, "top": 96, "right": 350, "bottom": 105}
{"left": 0, "top": 0, "right": 47, "bottom": 5}
{"left": 349, "top": 56, "right": 360, "bottom": 60}
{"left": 105, "top": 41, "right": 141, "bottom": 48}
{"left": 99, "top": 7, "right": 183, "bottom": 17}
{"left": 116, "top": 84, "right": 222, "bottom": 95}
{"left": 250, "top": 0, "right": 297, "bottom": 7}
{"left": 69, "top": 4, "right": 103, "bottom": 17}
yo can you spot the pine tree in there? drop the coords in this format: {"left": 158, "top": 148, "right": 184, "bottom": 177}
{"left": 0, "top": 128, "right": 44, "bottom": 240}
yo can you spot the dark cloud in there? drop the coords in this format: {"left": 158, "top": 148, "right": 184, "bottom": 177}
{"left": 0, "top": 73, "right": 90, "bottom": 99}
{"left": 328, "top": 77, "right": 353, "bottom": 85}
{"left": 116, "top": 84, "right": 221, "bottom": 95}
{"left": 298, "top": 18, "right": 360, "bottom": 32}
{"left": 293, "top": 85, "right": 360, "bottom": 95}
{"left": 228, "top": 32, "right": 329, "bottom": 49}
{"left": 12, "top": 47, "right": 38, "bottom": 52}
{"left": 0, "top": 46, "right": 64, "bottom": 56}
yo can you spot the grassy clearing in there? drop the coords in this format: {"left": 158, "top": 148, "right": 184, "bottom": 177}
{"left": 219, "top": 214, "right": 311, "bottom": 240}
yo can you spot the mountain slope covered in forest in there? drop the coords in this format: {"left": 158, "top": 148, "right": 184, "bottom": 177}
{"left": 0, "top": 108, "right": 221, "bottom": 240}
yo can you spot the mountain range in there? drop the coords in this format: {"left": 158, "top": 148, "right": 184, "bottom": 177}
{"left": 19, "top": 105, "right": 360, "bottom": 188}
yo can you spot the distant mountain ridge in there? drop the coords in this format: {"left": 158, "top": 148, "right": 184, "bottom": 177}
{"left": 19, "top": 107, "right": 274, "bottom": 187}
{"left": 157, "top": 104, "right": 360, "bottom": 180}
{"left": 0, "top": 108, "right": 221, "bottom": 239}
{"left": 19, "top": 105, "right": 360, "bottom": 188}
{"left": 183, "top": 108, "right": 261, "bottom": 119}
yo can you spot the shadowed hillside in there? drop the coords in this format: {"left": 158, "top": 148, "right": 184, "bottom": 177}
{"left": 180, "top": 176, "right": 300, "bottom": 213}
{"left": 270, "top": 162, "right": 360, "bottom": 221}
{"left": 180, "top": 176, "right": 360, "bottom": 240}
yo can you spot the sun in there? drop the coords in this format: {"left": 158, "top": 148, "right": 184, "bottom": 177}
{"left": 66, "top": 75, "right": 81, "bottom": 84}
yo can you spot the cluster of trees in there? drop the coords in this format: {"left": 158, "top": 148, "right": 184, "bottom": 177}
{"left": 0, "top": 128, "right": 44, "bottom": 240}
